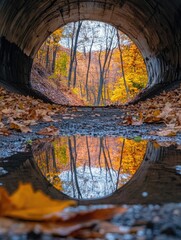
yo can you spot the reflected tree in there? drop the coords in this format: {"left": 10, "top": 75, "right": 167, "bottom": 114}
{"left": 34, "top": 136, "right": 147, "bottom": 199}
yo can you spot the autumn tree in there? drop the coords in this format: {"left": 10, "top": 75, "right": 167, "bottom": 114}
{"left": 35, "top": 29, "right": 63, "bottom": 73}
{"left": 34, "top": 21, "right": 148, "bottom": 105}
{"left": 111, "top": 41, "right": 148, "bottom": 104}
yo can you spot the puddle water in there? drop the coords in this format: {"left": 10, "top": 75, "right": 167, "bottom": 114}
{"left": 0, "top": 136, "right": 181, "bottom": 204}
{"left": 33, "top": 136, "right": 147, "bottom": 200}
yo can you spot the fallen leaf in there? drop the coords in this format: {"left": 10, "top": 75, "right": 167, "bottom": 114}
{"left": 10, "top": 121, "right": 32, "bottom": 133}
{"left": 0, "top": 122, "right": 4, "bottom": 128}
{"left": 2, "top": 108, "right": 12, "bottom": 115}
{"left": 155, "top": 129, "right": 177, "bottom": 137}
{"left": 23, "top": 120, "right": 37, "bottom": 126}
{"left": 42, "top": 115, "right": 55, "bottom": 122}
{"left": 0, "top": 188, "right": 14, "bottom": 214}
{"left": 159, "top": 102, "right": 173, "bottom": 119}
{"left": 61, "top": 207, "right": 127, "bottom": 223}
{"left": 0, "top": 128, "right": 11, "bottom": 136}
{"left": 37, "top": 126, "right": 59, "bottom": 136}
{"left": 0, "top": 184, "right": 76, "bottom": 221}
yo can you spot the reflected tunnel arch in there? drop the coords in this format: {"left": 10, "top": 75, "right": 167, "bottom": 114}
{"left": 0, "top": 142, "right": 181, "bottom": 204}
{"left": 0, "top": 0, "right": 181, "bottom": 100}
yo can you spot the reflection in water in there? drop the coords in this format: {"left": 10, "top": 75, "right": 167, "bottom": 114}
{"left": 33, "top": 136, "right": 147, "bottom": 199}
{"left": 1, "top": 140, "right": 181, "bottom": 204}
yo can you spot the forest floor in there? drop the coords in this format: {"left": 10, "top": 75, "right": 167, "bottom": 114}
{"left": 0, "top": 103, "right": 181, "bottom": 240}
{"left": 31, "top": 62, "right": 84, "bottom": 106}
{"left": 1, "top": 68, "right": 181, "bottom": 239}
{"left": 1, "top": 106, "right": 181, "bottom": 158}
{"left": 1, "top": 79, "right": 181, "bottom": 157}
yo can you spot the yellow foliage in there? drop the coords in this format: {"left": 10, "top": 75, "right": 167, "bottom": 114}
{"left": 111, "top": 43, "right": 148, "bottom": 103}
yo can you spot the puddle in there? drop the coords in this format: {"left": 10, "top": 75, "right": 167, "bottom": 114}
{"left": 0, "top": 136, "right": 181, "bottom": 204}
{"left": 33, "top": 136, "right": 147, "bottom": 199}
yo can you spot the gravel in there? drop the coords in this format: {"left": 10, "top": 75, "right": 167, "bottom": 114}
{"left": 1, "top": 107, "right": 181, "bottom": 158}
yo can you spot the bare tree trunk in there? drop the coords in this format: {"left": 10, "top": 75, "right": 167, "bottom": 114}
{"left": 117, "top": 30, "right": 130, "bottom": 101}
{"left": 45, "top": 150, "right": 49, "bottom": 173}
{"left": 68, "top": 21, "right": 82, "bottom": 88}
{"left": 101, "top": 139, "right": 114, "bottom": 183}
{"left": 116, "top": 139, "right": 125, "bottom": 189}
{"left": 85, "top": 37, "right": 94, "bottom": 101}
{"left": 86, "top": 136, "right": 93, "bottom": 179}
{"left": 79, "top": 81, "right": 84, "bottom": 98}
{"left": 96, "top": 27, "right": 116, "bottom": 105}
{"left": 52, "top": 147, "right": 57, "bottom": 171}
{"left": 98, "top": 137, "right": 102, "bottom": 171}
{"left": 52, "top": 45, "right": 58, "bottom": 73}
{"left": 68, "top": 137, "right": 82, "bottom": 198}
{"left": 46, "top": 44, "right": 50, "bottom": 70}
{"left": 73, "top": 54, "right": 77, "bottom": 88}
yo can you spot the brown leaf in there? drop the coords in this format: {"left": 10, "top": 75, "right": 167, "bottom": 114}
{"left": 122, "top": 116, "right": 132, "bottom": 125}
{"left": 37, "top": 126, "right": 59, "bottom": 136}
{"left": 0, "top": 122, "right": 4, "bottom": 128}
{"left": 42, "top": 115, "right": 55, "bottom": 122}
{"left": 0, "top": 128, "right": 11, "bottom": 136}
{"left": 155, "top": 129, "right": 177, "bottom": 137}
{"left": 10, "top": 121, "right": 32, "bottom": 133}
{"left": 23, "top": 120, "right": 37, "bottom": 126}
{"left": 2, "top": 108, "right": 12, "bottom": 115}
{"left": 159, "top": 102, "right": 173, "bottom": 119}
{"left": 62, "top": 207, "right": 127, "bottom": 223}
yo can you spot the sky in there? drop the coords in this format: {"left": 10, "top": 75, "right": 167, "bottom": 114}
{"left": 60, "top": 20, "right": 130, "bottom": 52}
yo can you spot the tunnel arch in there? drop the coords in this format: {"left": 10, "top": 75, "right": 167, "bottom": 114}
{"left": 0, "top": 0, "right": 181, "bottom": 99}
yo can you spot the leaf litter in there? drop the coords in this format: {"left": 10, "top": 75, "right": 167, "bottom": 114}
{"left": 120, "top": 86, "right": 181, "bottom": 137}
{"left": 0, "top": 87, "right": 65, "bottom": 136}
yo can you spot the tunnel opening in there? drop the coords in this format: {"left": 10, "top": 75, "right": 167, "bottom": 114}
{"left": 0, "top": 1, "right": 181, "bottom": 103}
{"left": 31, "top": 20, "right": 148, "bottom": 106}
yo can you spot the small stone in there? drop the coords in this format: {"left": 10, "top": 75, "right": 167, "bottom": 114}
{"left": 153, "top": 216, "right": 161, "bottom": 223}
{"left": 142, "top": 192, "right": 148, "bottom": 197}
{"left": 173, "top": 209, "right": 180, "bottom": 216}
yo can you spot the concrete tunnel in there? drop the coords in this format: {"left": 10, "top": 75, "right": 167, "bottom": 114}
{"left": 0, "top": 0, "right": 181, "bottom": 100}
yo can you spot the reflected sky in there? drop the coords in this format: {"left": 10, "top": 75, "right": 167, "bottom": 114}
{"left": 33, "top": 136, "right": 147, "bottom": 199}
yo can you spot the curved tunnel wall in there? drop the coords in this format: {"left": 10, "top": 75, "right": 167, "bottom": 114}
{"left": 0, "top": 0, "right": 181, "bottom": 96}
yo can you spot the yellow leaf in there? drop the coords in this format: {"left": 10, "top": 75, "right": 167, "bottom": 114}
{"left": 1, "top": 184, "right": 76, "bottom": 221}
{"left": 0, "top": 188, "right": 14, "bottom": 215}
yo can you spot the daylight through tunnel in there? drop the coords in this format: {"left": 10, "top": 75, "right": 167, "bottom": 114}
{"left": 0, "top": 0, "right": 181, "bottom": 100}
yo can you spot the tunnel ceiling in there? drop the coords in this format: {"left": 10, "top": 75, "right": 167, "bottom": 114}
{"left": 0, "top": 0, "right": 181, "bottom": 97}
